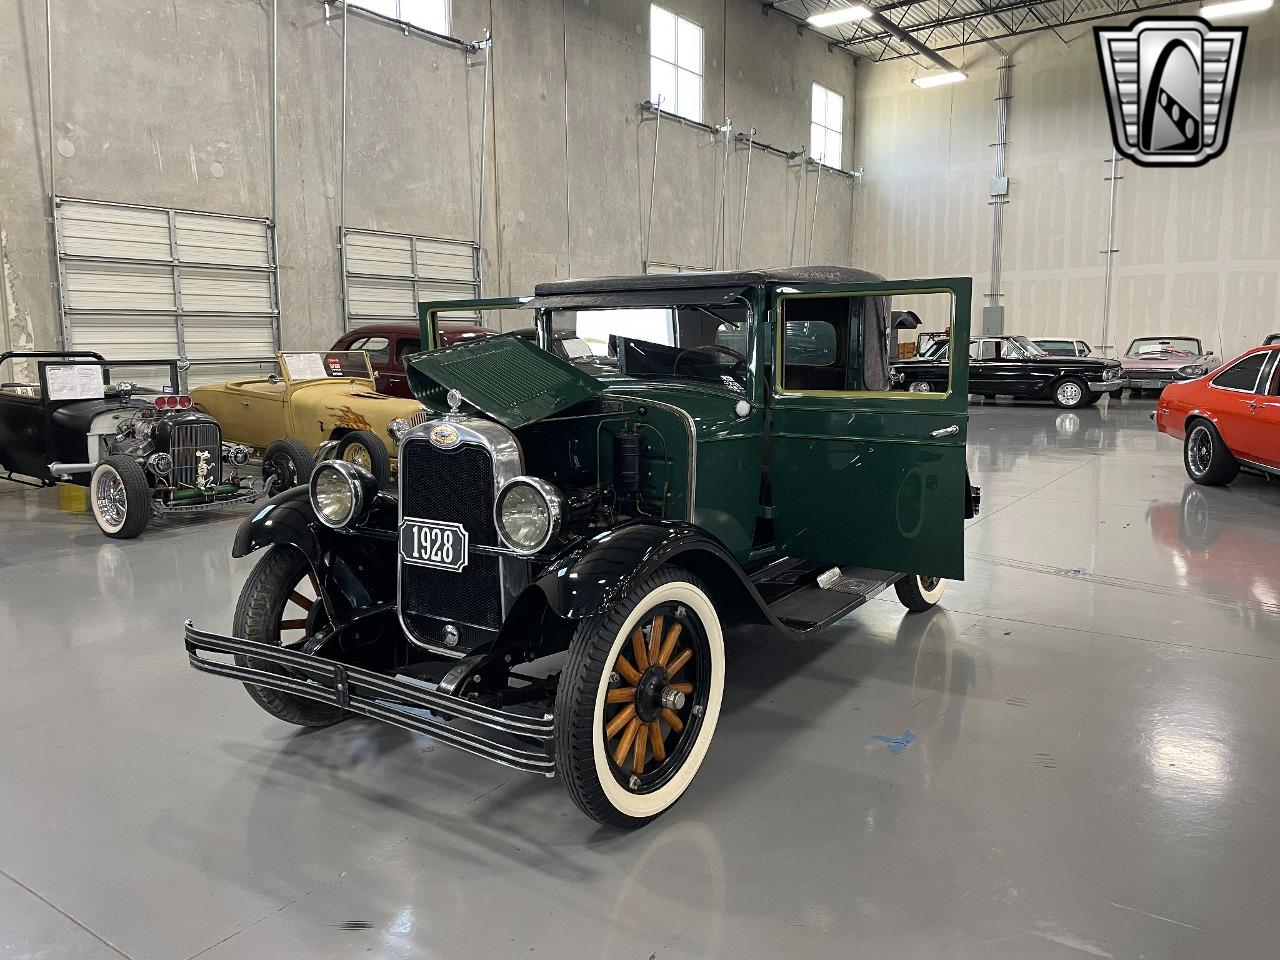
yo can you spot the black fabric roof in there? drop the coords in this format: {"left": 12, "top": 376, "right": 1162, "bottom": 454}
{"left": 523, "top": 286, "right": 750, "bottom": 311}
{"left": 531, "top": 265, "right": 885, "bottom": 297}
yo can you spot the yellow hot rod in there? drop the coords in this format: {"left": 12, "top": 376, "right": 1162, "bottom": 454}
{"left": 190, "top": 351, "right": 423, "bottom": 491}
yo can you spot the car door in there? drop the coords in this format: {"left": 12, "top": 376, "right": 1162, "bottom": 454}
{"left": 378, "top": 335, "right": 418, "bottom": 398}
{"left": 1232, "top": 353, "right": 1280, "bottom": 468}
{"left": 767, "top": 278, "right": 970, "bottom": 580}
{"left": 1206, "top": 352, "right": 1271, "bottom": 461}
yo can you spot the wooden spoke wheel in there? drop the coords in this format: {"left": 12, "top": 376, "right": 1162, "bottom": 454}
{"left": 556, "top": 566, "right": 724, "bottom": 829}
{"left": 231, "top": 545, "right": 345, "bottom": 727}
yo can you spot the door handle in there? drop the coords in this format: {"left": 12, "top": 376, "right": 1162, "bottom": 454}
{"left": 1247, "top": 400, "right": 1259, "bottom": 411}
{"left": 931, "top": 425, "right": 960, "bottom": 438}
{"left": 240, "top": 400, "right": 250, "bottom": 407}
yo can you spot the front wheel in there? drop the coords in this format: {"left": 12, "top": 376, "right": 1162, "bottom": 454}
{"left": 90, "top": 456, "right": 151, "bottom": 539}
{"left": 1052, "top": 377, "right": 1089, "bottom": 409}
{"left": 555, "top": 566, "right": 724, "bottom": 829}
{"left": 262, "top": 438, "right": 315, "bottom": 495}
{"left": 1184, "top": 420, "right": 1238, "bottom": 486}
{"left": 233, "top": 545, "right": 347, "bottom": 726}
{"left": 334, "top": 430, "right": 390, "bottom": 486}
{"left": 895, "top": 574, "right": 947, "bottom": 612}
{"left": 908, "top": 381, "right": 932, "bottom": 393}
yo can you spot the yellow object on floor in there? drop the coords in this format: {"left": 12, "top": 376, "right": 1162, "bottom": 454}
{"left": 59, "top": 484, "right": 88, "bottom": 513}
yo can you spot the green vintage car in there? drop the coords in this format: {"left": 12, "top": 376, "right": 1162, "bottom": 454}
{"left": 185, "top": 267, "right": 978, "bottom": 828}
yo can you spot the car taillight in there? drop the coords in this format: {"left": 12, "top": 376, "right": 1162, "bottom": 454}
{"left": 177, "top": 395, "right": 192, "bottom": 409}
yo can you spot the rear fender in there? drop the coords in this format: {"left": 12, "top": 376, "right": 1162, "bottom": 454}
{"left": 533, "top": 521, "right": 773, "bottom": 629}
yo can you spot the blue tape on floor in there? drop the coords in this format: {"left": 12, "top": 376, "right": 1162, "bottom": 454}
{"left": 871, "top": 730, "right": 915, "bottom": 755}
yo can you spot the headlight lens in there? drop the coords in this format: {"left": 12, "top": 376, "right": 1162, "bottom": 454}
{"left": 388, "top": 417, "right": 411, "bottom": 443}
{"left": 495, "top": 478, "right": 562, "bottom": 553}
{"left": 1179, "top": 364, "right": 1206, "bottom": 377}
{"left": 309, "top": 461, "right": 373, "bottom": 529}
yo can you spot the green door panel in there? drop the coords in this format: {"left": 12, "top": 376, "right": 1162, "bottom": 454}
{"left": 767, "top": 278, "right": 972, "bottom": 580}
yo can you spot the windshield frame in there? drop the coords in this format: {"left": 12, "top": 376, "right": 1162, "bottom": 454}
{"left": 1007, "top": 336, "right": 1048, "bottom": 359}
{"left": 534, "top": 295, "right": 760, "bottom": 397}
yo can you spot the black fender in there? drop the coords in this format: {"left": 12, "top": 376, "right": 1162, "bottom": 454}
{"left": 232, "top": 485, "right": 399, "bottom": 621}
{"left": 532, "top": 520, "right": 776, "bottom": 630}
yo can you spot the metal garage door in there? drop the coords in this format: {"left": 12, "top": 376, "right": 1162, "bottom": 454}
{"left": 54, "top": 198, "right": 280, "bottom": 388}
{"left": 342, "top": 229, "right": 480, "bottom": 327}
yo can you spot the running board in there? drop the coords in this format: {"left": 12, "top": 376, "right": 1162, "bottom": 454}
{"left": 766, "top": 567, "right": 900, "bottom": 632}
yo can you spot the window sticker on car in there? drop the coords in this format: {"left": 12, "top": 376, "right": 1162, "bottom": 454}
{"left": 45, "top": 364, "right": 105, "bottom": 401}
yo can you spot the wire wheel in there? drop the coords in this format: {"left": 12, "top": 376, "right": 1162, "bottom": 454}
{"left": 340, "top": 441, "right": 373, "bottom": 471}
{"left": 602, "top": 602, "right": 707, "bottom": 790}
{"left": 908, "top": 381, "right": 931, "bottom": 393}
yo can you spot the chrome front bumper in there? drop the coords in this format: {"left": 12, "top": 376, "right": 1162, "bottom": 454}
{"left": 184, "top": 621, "right": 555, "bottom": 776}
{"left": 1089, "top": 380, "right": 1123, "bottom": 392}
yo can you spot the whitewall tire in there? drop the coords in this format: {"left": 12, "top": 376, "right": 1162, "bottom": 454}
{"left": 556, "top": 567, "right": 724, "bottom": 828}
{"left": 895, "top": 574, "right": 947, "bottom": 612}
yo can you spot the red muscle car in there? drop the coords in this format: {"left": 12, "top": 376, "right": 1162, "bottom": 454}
{"left": 331, "top": 321, "right": 496, "bottom": 397}
{"left": 1155, "top": 345, "right": 1280, "bottom": 485}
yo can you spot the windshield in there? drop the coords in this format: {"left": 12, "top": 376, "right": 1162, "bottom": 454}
{"left": 281, "top": 351, "right": 372, "bottom": 382}
{"left": 1035, "top": 339, "right": 1076, "bottom": 356}
{"left": 1127, "top": 337, "right": 1201, "bottom": 357}
{"left": 1008, "top": 336, "right": 1047, "bottom": 358}
{"left": 548, "top": 305, "right": 751, "bottom": 392}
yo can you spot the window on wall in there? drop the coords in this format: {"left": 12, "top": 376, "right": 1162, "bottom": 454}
{"left": 353, "top": 0, "right": 450, "bottom": 35}
{"left": 650, "top": 5, "right": 703, "bottom": 123}
{"left": 810, "top": 83, "right": 844, "bottom": 169}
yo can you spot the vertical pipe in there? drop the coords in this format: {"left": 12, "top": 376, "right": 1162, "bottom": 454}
{"left": 716, "top": 118, "right": 731, "bottom": 268}
{"left": 789, "top": 160, "right": 802, "bottom": 266}
{"left": 338, "top": 0, "right": 349, "bottom": 328}
{"left": 561, "top": 0, "right": 572, "bottom": 277}
{"left": 987, "top": 55, "right": 1010, "bottom": 308}
{"left": 806, "top": 160, "right": 823, "bottom": 265}
{"left": 475, "top": 32, "right": 491, "bottom": 296}
{"left": 735, "top": 129, "right": 754, "bottom": 270}
{"left": 1100, "top": 149, "right": 1121, "bottom": 357}
{"left": 269, "top": 0, "right": 281, "bottom": 349}
{"left": 643, "top": 99, "right": 663, "bottom": 269}
{"left": 45, "top": 0, "right": 55, "bottom": 199}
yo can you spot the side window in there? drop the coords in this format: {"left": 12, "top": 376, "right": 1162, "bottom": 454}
{"left": 977, "top": 339, "right": 1001, "bottom": 360}
{"left": 396, "top": 338, "right": 421, "bottom": 362}
{"left": 359, "top": 336, "right": 391, "bottom": 365}
{"left": 1211, "top": 353, "right": 1268, "bottom": 392}
{"left": 779, "top": 290, "right": 955, "bottom": 395}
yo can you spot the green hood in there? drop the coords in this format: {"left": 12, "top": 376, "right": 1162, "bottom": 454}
{"left": 405, "top": 334, "right": 602, "bottom": 429}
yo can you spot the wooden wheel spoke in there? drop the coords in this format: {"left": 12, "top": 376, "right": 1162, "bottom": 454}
{"left": 667, "top": 648, "right": 693, "bottom": 677}
{"left": 605, "top": 703, "right": 637, "bottom": 738}
{"left": 670, "top": 682, "right": 693, "bottom": 695}
{"left": 632, "top": 724, "right": 648, "bottom": 775}
{"left": 661, "top": 707, "right": 684, "bottom": 733}
{"left": 615, "top": 654, "right": 642, "bottom": 686}
{"left": 647, "top": 615, "right": 665, "bottom": 668}
{"left": 657, "top": 622, "right": 683, "bottom": 667}
{"left": 289, "top": 591, "right": 314, "bottom": 611}
{"left": 606, "top": 687, "right": 636, "bottom": 704}
{"left": 279, "top": 618, "right": 308, "bottom": 631}
{"left": 648, "top": 720, "right": 666, "bottom": 762}
{"left": 631, "top": 627, "right": 649, "bottom": 670}
{"left": 613, "top": 716, "right": 642, "bottom": 765}
{"left": 307, "top": 571, "right": 320, "bottom": 593}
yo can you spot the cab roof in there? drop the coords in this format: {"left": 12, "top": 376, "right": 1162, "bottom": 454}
{"left": 531, "top": 265, "right": 884, "bottom": 297}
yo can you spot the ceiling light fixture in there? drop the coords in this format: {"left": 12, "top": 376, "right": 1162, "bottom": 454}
{"left": 912, "top": 70, "right": 968, "bottom": 88}
{"left": 1200, "top": 0, "right": 1273, "bottom": 17}
{"left": 808, "top": 4, "right": 874, "bottom": 27}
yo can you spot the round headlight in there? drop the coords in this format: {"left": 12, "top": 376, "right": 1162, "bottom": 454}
{"left": 495, "top": 477, "right": 562, "bottom": 553}
{"left": 147, "top": 452, "right": 173, "bottom": 475}
{"left": 388, "top": 417, "right": 412, "bottom": 443}
{"left": 1179, "top": 364, "right": 1205, "bottom": 377}
{"left": 309, "top": 461, "right": 372, "bottom": 529}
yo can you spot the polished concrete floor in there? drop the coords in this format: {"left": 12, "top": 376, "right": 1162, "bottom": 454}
{"left": 3, "top": 396, "right": 1280, "bottom": 960}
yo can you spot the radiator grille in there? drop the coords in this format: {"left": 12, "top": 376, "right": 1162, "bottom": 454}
{"left": 171, "top": 421, "right": 222, "bottom": 489}
{"left": 399, "top": 434, "right": 503, "bottom": 650}
{"left": 401, "top": 440, "right": 497, "bottom": 546}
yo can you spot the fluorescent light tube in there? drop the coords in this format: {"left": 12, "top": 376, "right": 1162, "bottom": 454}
{"left": 912, "top": 70, "right": 968, "bottom": 88}
{"left": 1201, "top": 0, "right": 1273, "bottom": 17}
{"left": 808, "top": 4, "right": 874, "bottom": 27}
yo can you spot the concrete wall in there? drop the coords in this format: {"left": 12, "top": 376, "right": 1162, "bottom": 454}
{"left": 0, "top": 0, "right": 859, "bottom": 358}
{"left": 853, "top": 7, "right": 1280, "bottom": 359}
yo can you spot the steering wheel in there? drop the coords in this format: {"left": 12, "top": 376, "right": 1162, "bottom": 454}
{"left": 674, "top": 345, "right": 749, "bottom": 387}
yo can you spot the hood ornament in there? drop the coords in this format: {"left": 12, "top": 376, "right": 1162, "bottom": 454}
{"left": 445, "top": 388, "right": 464, "bottom": 420}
